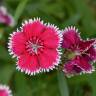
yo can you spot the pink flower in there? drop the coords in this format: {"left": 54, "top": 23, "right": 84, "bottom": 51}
{"left": 62, "top": 26, "right": 96, "bottom": 77}
{"left": 0, "top": 6, "right": 15, "bottom": 27}
{"left": 8, "top": 18, "right": 62, "bottom": 75}
{"left": 0, "top": 84, "right": 12, "bottom": 96}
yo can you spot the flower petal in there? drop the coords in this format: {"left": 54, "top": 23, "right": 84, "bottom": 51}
{"left": 38, "top": 48, "right": 59, "bottom": 71}
{"left": 79, "top": 39, "right": 95, "bottom": 52}
{"left": 63, "top": 60, "right": 82, "bottom": 76}
{"left": 22, "top": 19, "right": 45, "bottom": 39}
{"left": 9, "top": 32, "right": 26, "bottom": 56}
{"left": 81, "top": 54, "right": 92, "bottom": 62}
{"left": 75, "top": 56, "right": 93, "bottom": 73}
{"left": 41, "top": 27, "right": 60, "bottom": 49}
{"left": 62, "top": 26, "right": 80, "bottom": 50}
{"left": 17, "top": 54, "right": 40, "bottom": 75}
{"left": 86, "top": 46, "right": 96, "bottom": 61}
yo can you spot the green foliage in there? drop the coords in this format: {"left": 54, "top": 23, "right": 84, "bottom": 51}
{"left": 57, "top": 70, "right": 69, "bottom": 96}
{"left": 0, "top": 0, "right": 96, "bottom": 96}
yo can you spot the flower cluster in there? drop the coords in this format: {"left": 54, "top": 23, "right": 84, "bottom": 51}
{"left": 0, "top": 84, "right": 12, "bottom": 96}
{"left": 8, "top": 18, "right": 96, "bottom": 77}
{"left": 62, "top": 26, "right": 96, "bottom": 77}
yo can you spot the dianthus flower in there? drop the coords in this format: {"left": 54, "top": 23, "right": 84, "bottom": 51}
{"left": 62, "top": 26, "right": 96, "bottom": 77}
{"left": 0, "top": 6, "right": 14, "bottom": 26}
{"left": 8, "top": 18, "right": 62, "bottom": 75}
{"left": 0, "top": 84, "right": 12, "bottom": 96}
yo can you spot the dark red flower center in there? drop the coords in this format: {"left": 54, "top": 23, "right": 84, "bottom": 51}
{"left": 73, "top": 65, "right": 82, "bottom": 73}
{"left": 26, "top": 36, "right": 44, "bottom": 55}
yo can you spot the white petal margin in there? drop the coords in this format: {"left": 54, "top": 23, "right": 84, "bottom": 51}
{"left": 0, "top": 84, "right": 12, "bottom": 96}
{"left": 63, "top": 26, "right": 82, "bottom": 40}
{"left": 16, "top": 59, "right": 41, "bottom": 76}
{"left": 8, "top": 17, "right": 63, "bottom": 75}
{"left": 64, "top": 26, "right": 78, "bottom": 33}
{"left": 8, "top": 31, "right": 18, "bottom": 58}
{"left": 82, "top": 39, "right": 96, "bottom": 53}
{"left": 63, "top": 62, "right": 95, "bottom": 78}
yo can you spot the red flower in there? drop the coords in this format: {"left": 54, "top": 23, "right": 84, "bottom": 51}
{"left": 0, "top": 84, "right": 12, "bottom": 96}
{"left": 0, "top": 6, "right": 14, "bottom": 27}
{"left": 8, "top": 18, "right": 62, "bottom": 75}
{"left": 62, "top": 26, "right": 96, "bottom": 77}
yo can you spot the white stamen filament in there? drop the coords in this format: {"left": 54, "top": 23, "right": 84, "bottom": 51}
{"left": 31, "top": 43, "right": 42, "bottom": 54}
{"left": 26, "top": 39, "right": 43, "bottom": 54}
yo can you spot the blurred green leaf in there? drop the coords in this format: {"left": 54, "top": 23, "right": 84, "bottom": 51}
{"left": 0, "top": 64, "right": 15, "bottom": 84}
{"left": 57, "top": 70, "right": 69, "bottom": 96}
{"left": 14, "top": 0, "right": 29, "bottom": 23}
{"left": 0, "top": 46, "right": 10, "bottom": 60}
{"left": 73, "top": 0, "right": 96, "bottom": 38}
{"left": 87, "top": 72, "right": 96, "bottom": 96}
{"left": 14, "top": 72, "right": 31, "bottom": 96}
{"left": 62, "top": 13, "right": 81, "bottom": 28}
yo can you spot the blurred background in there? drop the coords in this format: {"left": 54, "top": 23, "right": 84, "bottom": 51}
{"left": 0, "top": 0, "right": 96, "bottom": 96}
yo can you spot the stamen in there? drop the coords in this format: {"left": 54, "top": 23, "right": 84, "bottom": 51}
{"left": 26, "top": 37, "right": 43, "bottom": 54}
{"left": 31, "top": 43, "right": 42, "bottom": 54}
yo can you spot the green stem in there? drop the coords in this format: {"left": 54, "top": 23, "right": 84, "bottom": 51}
{"left": 14, "top": 0, "right": 29, "bottom": 23}
{"left": 57, "top": 70, "right": 69, "bottom": 96}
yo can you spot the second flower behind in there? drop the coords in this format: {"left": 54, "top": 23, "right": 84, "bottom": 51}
{"left": 62, "top": 26, "right": 96, "bottom": 77}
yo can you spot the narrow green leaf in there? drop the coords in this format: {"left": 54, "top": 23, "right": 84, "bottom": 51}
{"left": 14, "top": 0, "right": 29, "bottom": 23}
{"left": 57, "top": 70, "right": 69, "bottom": 96}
